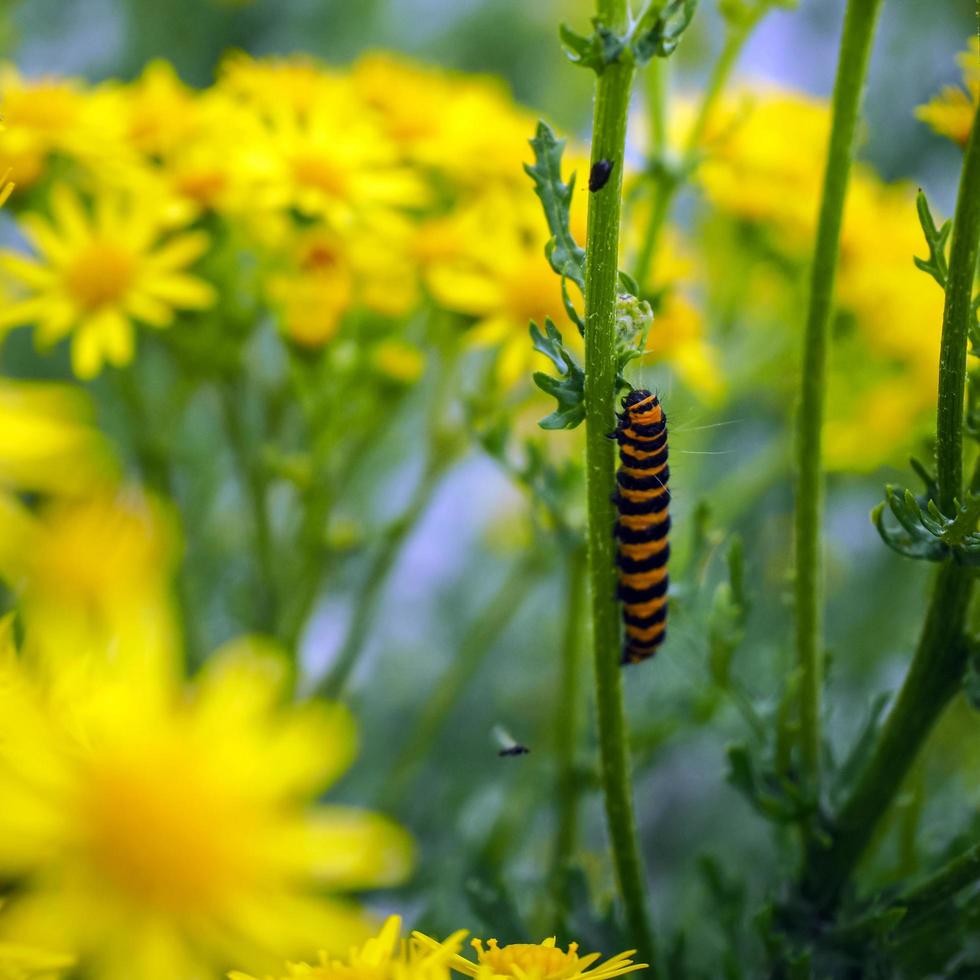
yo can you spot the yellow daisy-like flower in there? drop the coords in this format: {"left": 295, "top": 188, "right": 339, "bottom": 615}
{"left": 0, "top": 490, "right": 177, "bottom": 667}
{"left": 0, "top": 630, "right": 414, "bottom": 980}
{"left": 0, "top": 65, "right": 127, "bottom": 191}
{"left": 230, "top": 914, "right": 466, "bottom": 980}
{"left": 0, "top": 381, "right": 114, "bottom": 495}
{"left": 915, "top": 38, "right": 979, "bottom": 147}
{"left": 413, "top": 934, "right": 645, "bottom": 980}
{"left": 425, "top": 190, "right": 574, "bottom": 388}
{"left": 0, "top": 184, "right": 216, "bottom": 378}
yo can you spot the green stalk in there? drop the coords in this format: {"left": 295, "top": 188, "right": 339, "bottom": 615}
{"left": 582, "top": 2, "right": 656, "bottom": 967}
{"left": 315, "top": 456, "right": 447, "bottom": 698}
{"left": 219, "top": 378, "right": 279, "bottom": 636}
{"left": 793, "top": 0, "right": 883, "bottom": 786}
{"left": 551, "top": 544, "right": 587, "bottom": 927}
{"left": 633, "top": 13, "right": 758, "bottom": 289}
{"left": 802, "top": 103, "right": 980, "bottom": 911}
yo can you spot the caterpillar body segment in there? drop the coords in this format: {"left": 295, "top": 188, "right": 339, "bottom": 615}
{"left": 613, "top": 389, "right": 670, "bottom": 664}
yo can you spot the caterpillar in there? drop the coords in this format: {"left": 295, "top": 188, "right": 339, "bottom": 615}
{"left": 612, "top": 388, "right": 669, "bottom": 664}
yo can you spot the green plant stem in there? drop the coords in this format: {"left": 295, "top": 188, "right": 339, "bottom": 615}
{"left": 937, "top": 104, "right": 980, "bottom": 514}
{"left": 633, "top": 16, "right": 757, "bottom": 289}
{"left": 114, "top": 363, "right": 201, "bottom": 667}
{"left": 551, "top": 544, "right": 587, "bottom": 924}
{"left": 793, "top": 0, "right": 883, "bottom": 787}
{"left": 582, "top": 6, "right": 656, "bottom": 967}
{"left": 218, "top": 378, "right": 279, "bottom": 635}
{"left": 381, "top": 557, "right": 539, "bottom": 808}
{"left": 315, "top": 456, "right": 447, "bottom": 699}
{"left": 802, "top": 103, "right": 980, "bottom": 912}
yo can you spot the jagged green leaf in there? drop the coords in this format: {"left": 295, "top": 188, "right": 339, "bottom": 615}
{"left": 914, "top": 189, "right": 951, "bottom": 290}
{"left": 726, "top": 742, "right": 816, "bottom": 824}
{"left": 524, "top": 122, "right": 586, "bottom": 292}
{"left": 530, "top": 319, "right": 585, "bottom": 430}
{"left": 633, "top": 0, "right": 698, "bottom": 63}
{"left": 558, "top": 19, "right": 626, "bottom": 73}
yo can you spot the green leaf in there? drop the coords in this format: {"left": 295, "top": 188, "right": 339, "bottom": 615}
{"left": 524, "top": 122, "right": 586, "bottom": 292}
{"left": 726, "top": 742, "right": 816, "bottom": 824}
{"left": 633, "top": 0, "right": 698, "bottom": 63}
{"left": 914, "top": 189, "right": 951, "bottom": 290}
{"left": 530, "top": 319, "right": 585, "bottom": 430}
{"left": 558, "top": 19, "right": 626, "bottom": 73}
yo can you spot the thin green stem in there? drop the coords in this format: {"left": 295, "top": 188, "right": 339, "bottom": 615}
{"left": 582, "top": 6, "right": 656, "bottom": 966}
{"left": 633, "top": 16, "right": 757, "bottom": 289}
{"left": 644, "top": 58, "right": 667, "bottom": 159}
{"left": 802, "top": 103, "right": 980, "bottom": 912}
{"left": 793, "top": 0, "right": 883, "bottom": 788}
{"left": 218, "top": 378, "right": 278, "bottom": 636}
{"left": 381, "top": 557, "right": 538, "bottom": 809}
{"left": 551, "top": 544, "right": 587, "bottom": 927}
{"left": 314, "top": 458, "right": 446, "bottom": 699}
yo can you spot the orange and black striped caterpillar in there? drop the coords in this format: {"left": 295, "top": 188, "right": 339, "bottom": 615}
{"left": 612, "top": 389, "right": 669, "bottom": 664}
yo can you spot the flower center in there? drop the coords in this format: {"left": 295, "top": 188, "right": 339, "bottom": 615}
{"left": 479, "top": 943, "right": 579, "bottom": 980}
{"left": 64, "top": 240, "right": 135, "bottom": 311}
{"left": 81, "top": 744, "right": 241, "bottom": 912}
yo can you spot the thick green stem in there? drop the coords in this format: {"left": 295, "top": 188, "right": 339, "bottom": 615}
{"left": 381, "top": 557, "right": 538, "bottom": 808}
{"left": 802, "top": 103, "right": 980, "bottom": 911}
{"left": 551, "top": 545, "right": 587, "bottom": 926}
{"left": 793, "top": 0, "right": 883, "bottom": 787}
{"left": 582, "top": 10, "right": 656, "bottom": 966}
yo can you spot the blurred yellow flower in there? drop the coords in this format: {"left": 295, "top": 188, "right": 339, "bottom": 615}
{"left": 915, "top": 38, "right": 979, "bottom": 147}
{"left": 243, "top": 83, "right": 426, "bottom": 227}
{"left": 412, "top": 935, "right": 645, "bottom": 980}
{"left": 426, "top": 191, "right": 572, "bottom": 388}
{"left": 0, "top": 381, "right": 114, "bottom": 494}
{"left": 230, "top": 914, "right": 465, "bottom": 980}
{"left": 697, "top": 90, "right": 830, "bottom": 252}
{"left": 351, "top": 53, "right": 536, "bottom": 190}
{"left": 0, "top": 490, "right": 178, "bottom": 665}
{"left": 372, "top": 340, "right": 426, "bottom": 384}
{"left": 0, "top": 66, "right": 127, "bottom": 191}
{"left": 0, "top": 631, "right": 413, "bottom": 980}
{"left": 0, "top": 941, "right": 73, "bottom": 980}
{"left": 0, "top": 185, "right": 216, "bottom": 377}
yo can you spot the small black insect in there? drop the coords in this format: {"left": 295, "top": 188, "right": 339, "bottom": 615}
{"left": 589, "top": 159, "right": 614, "bottom": 192}
{"left": 498, "top": 744, "right": 530, "bottom": 757}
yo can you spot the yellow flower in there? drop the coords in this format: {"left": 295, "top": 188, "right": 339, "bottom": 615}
{"left": 0, "top": 381, "right": 114, "bottom": 494}
{"left": 0, "top": 941, "right": 73, "bottom": 980}
{"left": 915, "top": 38, "right": 979, "bottom": 147}
{"left": 0, "top": 66, "right": 127, "bottom": 191}
{"left": 230, "top": 914, "right": 466, "bottom": 980}
{"left": 425, "top": 190, "right": 574, "bottom": 388}
{"left": 0, "top": 490, "right": 178, "bottom": 666}
{"left": 412, "top": 935, "right": 645, "bottom": 980}
{"left": 0, "top": 184, "right": 216, "bottom": 377}
{"left": 372, "top": 340, "right": 426, "bottom": 384}
{"left": 0, "top": 630, "right": 413, "bottom": 980}
{"left": 350, "top": 54, "right": 536, "bottom": 190}
{"left": 223, "top": 58, "right": 426, "bottom": 228}
{"left": 696, "top": 89, "right": 830, "bottom": 252}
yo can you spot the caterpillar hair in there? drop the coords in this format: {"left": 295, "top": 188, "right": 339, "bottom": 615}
{"left": 612, "top": 388, "right": 669, "bottom": 664}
